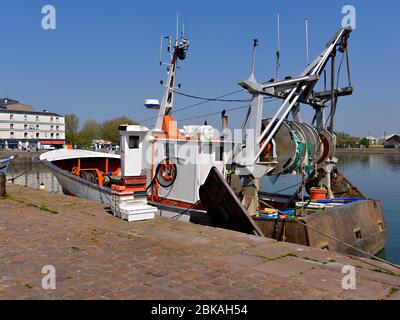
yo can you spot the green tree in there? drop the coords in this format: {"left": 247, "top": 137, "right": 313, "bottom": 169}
{"left": 78, "top": 119, "right": 102, "bottom": 147}
{"left": 102, "top": 116, "right": 138, "bottom": 144}
{"left": 65, "top": 113, "right": 80, "bottom": 145}
{"left": 360, "top": 138, "right": 370, "bottom": 148}
{"left": 336, "top": 131, "right": 361, "bottom": 148}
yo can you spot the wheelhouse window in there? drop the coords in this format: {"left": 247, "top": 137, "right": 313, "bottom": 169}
{"left": 128, "top": 136, "right": 139, "bottom": 149}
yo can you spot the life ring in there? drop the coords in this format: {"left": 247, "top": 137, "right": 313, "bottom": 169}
{"left": 159, "top": 160, "right": 176, "bottom": 182}
{"left": 156, "top": 159, "right": 177, "bottom": 188}
{"left": 72, "top": 166, "right": 79, "bottom": 175}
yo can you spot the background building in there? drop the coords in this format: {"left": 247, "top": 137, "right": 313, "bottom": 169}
{"left": 0, "top": 98, "right": 65, "bottom": 150}
{"left": 366, "top": 136, "right": 378, "bottom": 146}
{"left": 385, "top": 134, "right": 400, "bottom": 148}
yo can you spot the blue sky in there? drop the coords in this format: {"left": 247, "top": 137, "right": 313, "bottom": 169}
{"left": 0, "top": 0, "right": 398, "bottom": 137}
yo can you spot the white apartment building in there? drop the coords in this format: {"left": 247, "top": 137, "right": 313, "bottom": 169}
{"left": 0, "top": 108, "right": 65, "bottom": 150}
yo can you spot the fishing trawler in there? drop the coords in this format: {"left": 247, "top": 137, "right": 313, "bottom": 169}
{"left": 41, "top": 25, "right": 387, "bottom": 257}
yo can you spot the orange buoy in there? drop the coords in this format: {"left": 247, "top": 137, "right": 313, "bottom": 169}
{"left": 309, "top": 187, "right": 328, "bottom": 201}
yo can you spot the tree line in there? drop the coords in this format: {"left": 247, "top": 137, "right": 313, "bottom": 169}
{"left": 336, "top": 131, "right": 369, "bottom": 148}
{"left": 65, "top": 114, "right": 138, "bottom": 148}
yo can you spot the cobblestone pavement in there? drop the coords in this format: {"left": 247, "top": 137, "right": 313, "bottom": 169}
{"left": 0, "top": 185, "right": 399, "bottom": 300}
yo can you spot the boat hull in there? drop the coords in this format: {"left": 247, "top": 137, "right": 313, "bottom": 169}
{"left": 199, "top": 167, "right": 387, "bottom": 257}
{"left": 254, "top": 199, "right": 387, "bottom": 257}
{"left": 44, "top": 160, "right": 113, "bottom": 205}
{"left": 42, "top": 153, "right": 387, "bottom": 257}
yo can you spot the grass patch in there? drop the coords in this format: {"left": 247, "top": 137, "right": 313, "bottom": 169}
{"left": 117, "top": 232, "right": 135, "bottom": 240}
{"left": 65, "top": 275, "right": 73, "bottom": 280}
{"left": 27, "top": 203, "right": 58, "bottom": 215}
{"left": 80, "top": 211, "right": 95, "bottom": 217}
{"left": 90, "top": 229, "right": 100, "bottom": 244}
{"left": 63, "top": 203, "right": 76, "bottom": 207}
{"left": 303, "top": 257, "right": 323, "bottom": 264}
{"left": 71, "top": 246, "right": 88, "bottom": 253}
{"left": 256, "top": 252, "right": 298, "bottom": 262}
{"left": 24, "top": 283, "right": 33, "bottom": 289}
{"left": 1, "top": 193, "right": 25, "bottom": 204}
{"left": 321, "top": 259, "right": 336, "bottom": 265}
{"left": 90, "top": 236, "right": 99, "bottom": 244}
{"left": 388, "top": 287, "right": 399, "bottom": 298}
{"left": 370, "top": 268, "right": 400, "bottom": 278}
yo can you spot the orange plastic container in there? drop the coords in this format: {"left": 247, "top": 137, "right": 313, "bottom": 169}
{"left": 309, "top": 187, "right": 328, "bottom": 201}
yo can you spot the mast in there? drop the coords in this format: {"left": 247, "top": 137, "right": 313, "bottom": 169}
{"left": 155, "top": 23, "right": 189, "bottom": 131}
{"left": 276, "top": 12, "right": 281, "bottom": 81}
{"left": 305, "top": 18, "right": 309, "bottom": 66}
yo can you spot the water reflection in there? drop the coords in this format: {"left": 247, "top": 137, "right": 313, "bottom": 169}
{"left": 260, "top": 153, "right": 400, "bottom": 264}
{"left": 338, "top": 154, "right": 400, "bottom": 264}
{"left": 7, "top": 162, "right": 61, "bottom": 193}
{"left": 338, "top": 153, "right": 400, "bottom": 173}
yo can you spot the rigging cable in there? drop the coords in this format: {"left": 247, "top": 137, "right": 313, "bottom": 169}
{"left": 176, "top": 105, "right": 249, "bottom": 122}
{"left": 138, "top": 89, "right": 246, "bottom": 124}
{"left": 172, "top": 90, "right": 251, "bottom": 103}
{"left": 336, "top": 53, "right": 346, "bottom": 90}
{"left": 175, "top": 98, "right": 279, "bottom": 123}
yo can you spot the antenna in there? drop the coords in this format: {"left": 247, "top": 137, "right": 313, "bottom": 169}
{"left": 276, "top": 12, "right": 281, "bottom": 81}
{"left": 176, "top": 13, "right": 179, "bottom": 44}
{"left": 159, "top": 35, "right": 163, "bottom": 65}
{"left": 159, "top": 36, "right": 173, "bottom": 65}
{"left": 249, "top": 38, "right": 259, "bottom": 81}
{"left": 305, "top": 18, "right": 309, "bottom": 66}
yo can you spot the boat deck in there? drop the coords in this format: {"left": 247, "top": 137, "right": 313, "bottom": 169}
{"left": 1, "top": 184, "right": 399, "bottom": 300}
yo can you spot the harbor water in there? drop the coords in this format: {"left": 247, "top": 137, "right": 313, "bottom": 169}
{"left": 6, "top": 153, "right": 400, "bottom": 264}
{"left": 260, "top": 153, "right": 399, "bottom": 264}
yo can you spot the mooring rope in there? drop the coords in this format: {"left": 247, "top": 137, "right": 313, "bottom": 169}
{"left": 8, "top": 161, "right": 42, "bottom": 183}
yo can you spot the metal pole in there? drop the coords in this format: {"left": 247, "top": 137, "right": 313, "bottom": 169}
{"left": 249, "top": 39, "right": 258, "bottom": 81}
{"left": 305, "top": 18, "right": 309, "bottom": 66}
{"left": 257, "top": 88, "right": 297, "bottom": 145}
{"left": 329, "top": 55, "right": 336, "bottom": 134}
{"left": 345, "top": 47, "right": 352, "bottom": 87}
{"left": 276, "top": 12, "right": 280, "bottom": 81}
{"left": 159, "top": 35, "right": 163, "bottom": 65}
{"left": 176, "top": 13, "right": 179, "bottom": 42}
